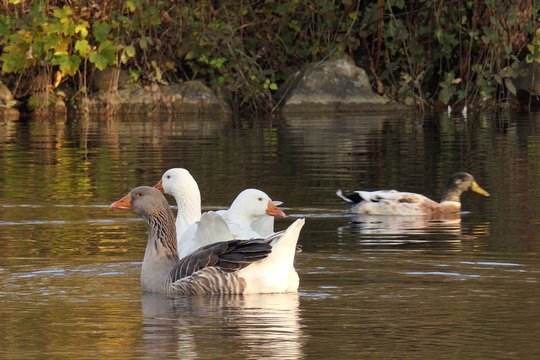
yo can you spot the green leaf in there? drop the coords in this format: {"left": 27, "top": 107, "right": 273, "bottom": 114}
{"left": 289, "top": 20, "right": 300, "bottom": 33}
{"left": 129, "top": 70, "right": 141, "bottom": 82}
{"left": 482, "top": 25, "right": 499, "bottom": 43}
{"left": 0, "top": 45, "right": 27, "bottom": 73}
{"left": 438, "top": 85, "right": 456, "bottom": 105}
{"left": 42, "top": 33, "right": 61, "bottom": 52}
{"left": 209, "top": 57, "right": 226, "bottom": 69}
{"left": 75, "top": 22, "right": 89, "bottom": 38}
{"left": 75, "top": 39, "right": 91, "bottom": 57}
{"left": 42, "top": 21, "right": 62, "bottom": 36}
{"left": 52, "top": 53, "right": 81, "bottom": 76}
{"left": 89, "top": 52, "right": 108, "bottom": 71}
{"left": 455, "top": 89, "right": 467, "bottom": 102}
{"left": 0, "top": 15, "right": 12, "bottom": 37}
{"left": 124, "top": 44, "right": 136, "bottom": 57}
{"left": 53, "top": 6, "right": 73, "bottom": 19}
{"left": 138, "top": 36, "right": 153, "bottom": 50}
{"left": 60, "top": 17, "right": 76, "bottom": 36}
{"left": 125, "top": 0, "right": 136, "bottom": 12}
{"left": 120, "top": 45, "right": 136, "bottom": 64}
{"left": 239, "top": 6, "right": 249, "bottom": 16}
{"left": 92, "top": 22, "right": 111, "bottom": 43}
{"left": 269, "top": 83, "right": 278, "bottom": 91}
{"left": 89, "top": 40, "right": 117, "bottom": 70}
{"left": 387, "top": 0, "right": 405, "bottom": 10}
{"left": 435, "top": 28, "right": 443, "bottom": 42}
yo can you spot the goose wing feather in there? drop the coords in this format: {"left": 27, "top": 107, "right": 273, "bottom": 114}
{"left": 170, "top": 238, "right": 272, "bottom": 282}
{"left": 193, "top": 211, "right": 235, "bottom": 244}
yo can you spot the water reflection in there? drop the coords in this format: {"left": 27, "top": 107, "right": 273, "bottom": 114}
{"left": 1, "top": 111, "right": 540, "bottom": 359}
{"left": 334, "top": 214, "right": 467, "bottom": 248}
{"left": 346, "top": 214, "right": 462, "bottom": 233}
{"left": 141, "top": 293, "right": 302, "bottom": 359}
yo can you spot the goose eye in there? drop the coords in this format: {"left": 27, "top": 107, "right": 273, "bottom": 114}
{"left": 258, "top": 197, "right": 263, "bottom": 201}
{"left": 137, "top": 192, "right": 143, "bottom": 197}
{"left": 166, "top": 175, "right": 171, "bottom": 179}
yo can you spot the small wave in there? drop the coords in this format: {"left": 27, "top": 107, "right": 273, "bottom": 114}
{"left": 288, "top": 213, "right": 350, "bottom": 218}
{"left": 460, "top": 261, "right": 523, "bottom": 267}
{"left": 0, "top": 218, "right": 142, "bottom": 226}
{"left": 406, "top": 271, "right": 481, "bottom": 278}
{"left": 11, "top": 262, "right": 140, "bottom": 280}
{"left": 2, "top": 204, "right": 112, "bottom": 208}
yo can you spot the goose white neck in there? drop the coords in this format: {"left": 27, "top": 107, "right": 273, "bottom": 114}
{"left": 228, "top": 205, "right": 265, "bottom": 225}
{"left": 171, "top": 189, "right": 201, "bottom": 239}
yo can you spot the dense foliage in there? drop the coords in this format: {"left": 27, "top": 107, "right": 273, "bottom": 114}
{"left": 0, "top": 0, "right": 538, "bottom": 114}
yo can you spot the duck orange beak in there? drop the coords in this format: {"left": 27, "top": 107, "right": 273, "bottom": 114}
{"left": 266, "top": 201, "right": 287, "bottom": 217}
{"left": 153, "top": 179, "right": 164, "bottom": 192}
{"left": 111, "top": 193, "right": 132, "bottom": 210}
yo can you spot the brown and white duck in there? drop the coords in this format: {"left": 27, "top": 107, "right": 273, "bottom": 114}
{"left": 337, "top": 172, "right": 489, "bottom": 217}
{"left": 111, "top": 186, "right": 304, "bottom": 295}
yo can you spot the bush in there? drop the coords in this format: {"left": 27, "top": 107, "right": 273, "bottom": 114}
{"left": 0, "top": 0, "right": 537, "bottom": 115}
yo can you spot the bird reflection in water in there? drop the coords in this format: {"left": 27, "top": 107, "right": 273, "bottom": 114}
{"left": 141, "top": 292, "right": 303, "bottom": 359}
{"left": 337, "top": 214, "right": 469, "bottom": 247}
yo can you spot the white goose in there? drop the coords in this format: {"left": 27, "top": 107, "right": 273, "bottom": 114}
{"left": 154, "top": 168, "right": 201, "bottom": 242}
{"left": 217, "top": 188, "right": 286, "bottom": 239}
{"left": 154, "top": 168, "right": 285, "bottom": 258}
{"left": 111, "top": 186, "right": 304, "bottom": 295}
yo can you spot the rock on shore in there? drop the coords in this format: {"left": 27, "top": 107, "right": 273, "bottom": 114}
{"left": 279, "top": 58, "right": 399, "bottom": 113}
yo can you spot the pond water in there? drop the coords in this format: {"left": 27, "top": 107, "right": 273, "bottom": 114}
{"left": 0, "top": 111, "right": 539, "bottom": 359}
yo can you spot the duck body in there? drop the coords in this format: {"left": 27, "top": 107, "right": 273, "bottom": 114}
{"left": 176, "top": 189, "right": 286, "bottom": 258}
{"left": 178, "top": 188, "right": 296, "bottom": 292}
{"left": 111, "top": 186, "right": 304, "bottom": 295}
{"left": 337, "top": 190, "right": 461, "bottom": 217}
{"left": 337, "top": 172, "right": 489, "bottom": 217}
{"left": 235, "top": 218, "right": 303, "bottom": 293}
{"left": 155, "top": 169, "right": 285, "bottom": 257}
{"left": 177, "top": 211, "right": 235, "bottom": 259}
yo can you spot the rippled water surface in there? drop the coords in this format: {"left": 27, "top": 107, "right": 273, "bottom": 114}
{"left": 1, "top": 112, "right": 539, "bottom": 359}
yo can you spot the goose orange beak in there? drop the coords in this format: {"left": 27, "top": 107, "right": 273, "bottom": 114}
{"left": 154, "top": 179, "right": 164, "bottom": 192}
{"left": 111, "top": 193, "right": 132, "bottom": 210}
{"left": 266, "top": 201, "right": 287, "bottom": 217}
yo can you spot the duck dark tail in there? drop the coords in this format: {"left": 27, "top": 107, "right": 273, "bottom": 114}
{"left": 336, "top": 190, "right": 363, "bottom": 204}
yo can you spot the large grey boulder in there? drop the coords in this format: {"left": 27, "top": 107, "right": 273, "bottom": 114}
{"left": 280, "top": 58, "right": 395, "bottom": 112}
{"left": 84, "top": 80, "right": 231, "bottom": 114}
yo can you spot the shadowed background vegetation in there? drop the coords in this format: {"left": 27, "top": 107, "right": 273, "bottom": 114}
{"left": 0, "top": 0, "right": 538, "bottom": 114}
